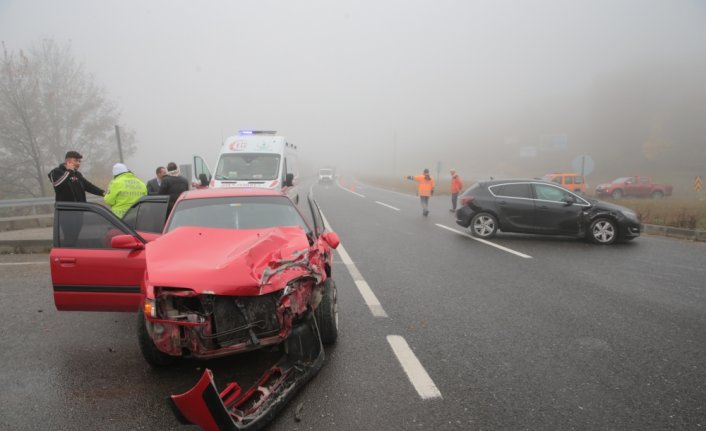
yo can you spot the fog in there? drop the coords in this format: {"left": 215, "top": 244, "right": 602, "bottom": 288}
{"left": 2, "top": 0, "right": 705, "bottom": 188}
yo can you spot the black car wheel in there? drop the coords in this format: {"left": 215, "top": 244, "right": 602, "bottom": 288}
{"left": 651, "top": 190, "right": 663, "bottom": 199}
{"left": 470, "top": 213, "right": 498, "bottom": 239}
{"left": 611, "top": 189, "right": 623, "bottom": 199}
{"left": 315, "top": 279, "right": 338, "bottom": 345}
{"left": 137, "top": 309, "right": 177, "bottom": 367}
{"left": 589, "top": 218, "right": 617, "bottom": 245}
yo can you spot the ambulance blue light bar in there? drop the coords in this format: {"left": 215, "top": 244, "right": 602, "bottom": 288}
{"left": 239, "top": 130, "right": 277, "bottom": 135}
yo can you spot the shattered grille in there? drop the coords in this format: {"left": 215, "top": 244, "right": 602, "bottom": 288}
{"left": 211, "top": 293, "right": 281, "bottom": 348}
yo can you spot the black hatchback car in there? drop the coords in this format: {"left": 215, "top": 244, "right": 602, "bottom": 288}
{"left": 456, "top": 179, "right": 641, "bottom": 244}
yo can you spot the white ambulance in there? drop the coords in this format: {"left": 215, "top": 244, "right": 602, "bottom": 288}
{"left": 193, "top": 130, "right": 300, "bottom": 203}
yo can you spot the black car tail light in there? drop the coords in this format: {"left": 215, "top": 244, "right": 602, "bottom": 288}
{"left": 461, "top": 196, "right": 474, "bottom": 206}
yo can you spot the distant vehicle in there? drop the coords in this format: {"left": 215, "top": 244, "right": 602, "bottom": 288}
{"left": 541, "top": 172, "right": 587, "bottom": 194}
{"left": 455, "top": 179, "right": 641, "bottom": 244}
{"left": 595, "top": 176, "right": 673, "bottom": 199}
{"left": 193, "top": 130, "right": 301, "bottom": 203}
{"left": 318, "top": 167, "right": 335, "bottom": 183}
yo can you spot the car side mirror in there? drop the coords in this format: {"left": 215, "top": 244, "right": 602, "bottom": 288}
{"left": 562, "top": 196, "right": 576, "bottom": 206}
{"left": 321, "top": 231, "right": 340, "bottom": 249}
{"left": 111, "top": 234, "right": 145, "bottom": 250}
{"left": 285, "top": 173, "right": 294, "bottom": 187}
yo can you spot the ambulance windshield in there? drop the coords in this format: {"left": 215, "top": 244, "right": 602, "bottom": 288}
{"left": 215, "top": 153, "right": 281, "bottom": 181}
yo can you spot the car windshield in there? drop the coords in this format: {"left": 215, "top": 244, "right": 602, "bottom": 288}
{"left": 319, "top": 169, "right": 333, "bottom": 175}
{"left": 166, "top": 196, "right": 310, "bottom": 233}
{"left": 214, "top": 153, "right": 280, "bottom": 181}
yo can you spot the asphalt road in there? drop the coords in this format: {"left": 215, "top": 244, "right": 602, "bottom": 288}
{"left": 1, "top": 178, "right": 705, "bottom": 430}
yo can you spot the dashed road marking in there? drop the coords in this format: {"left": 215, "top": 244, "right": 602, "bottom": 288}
{"left": 336, "top": 180, "right": 365, "bottom": 198}
{"left": 387, "top": 335, "right": 442, "bottom": 400}
{"left": 375, "top": 201, "right": 400, "bottom": 211}
{"left": 319, "top": 211, "right": 388, "bottom": 318}
{"left": 435, "top": 223, "right": 533, "bottom": 259}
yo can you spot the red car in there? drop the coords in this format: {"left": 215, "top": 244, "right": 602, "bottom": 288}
{"left": 50, "top": 188, "right": 340, "bottom": 430}
{"left": 594, "top": 176, "right": 673, "bottom": 199}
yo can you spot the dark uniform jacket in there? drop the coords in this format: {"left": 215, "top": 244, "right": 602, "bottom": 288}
{"left": 48, "top": 164, "right": 105, "bottom": 202}
{"left": 158, "top": 174, "right": 190, "bottom": 212}
{"left": 146, "top": 177, "right": 161, "bottom": 195}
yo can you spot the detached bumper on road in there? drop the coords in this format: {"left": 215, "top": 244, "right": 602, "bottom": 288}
{"left": 170, "top": 314, "right": 324, "bottom": 431}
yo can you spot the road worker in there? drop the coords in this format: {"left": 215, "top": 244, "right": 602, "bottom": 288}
{"left": 450, "top": 168, "right": 463, "bottom": 212}
{"left": 406, "top": 168, "right": 435, "bottom": 217}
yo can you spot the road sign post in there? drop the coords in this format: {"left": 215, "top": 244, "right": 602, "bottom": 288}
{"left": 572, "top": 155, "right": 594, "bottom": 177}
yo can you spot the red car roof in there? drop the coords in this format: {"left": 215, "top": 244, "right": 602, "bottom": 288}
{"left": 178, "top": 187, "right": 286, "bottom": 201}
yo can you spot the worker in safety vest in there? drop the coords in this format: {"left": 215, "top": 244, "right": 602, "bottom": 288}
{"left": 406, "top": 168, "right": 435, "bottom": 217}
{"left": 104, "top": 163, "right": 148, "bottom": 218}
{"left": 450, "top": 168, "right": 463, "bottom": 212}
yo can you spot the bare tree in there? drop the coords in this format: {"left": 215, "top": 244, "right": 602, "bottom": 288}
{"left": 0, "top": 39, "right": 135, "bottom": 198}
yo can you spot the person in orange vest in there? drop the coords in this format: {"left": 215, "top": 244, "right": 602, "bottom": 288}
{"left": 406, "top": 168, "right": 435, "bottom": 217}
{"left": 449, "top": 168, "right": 463, "bottom": 212}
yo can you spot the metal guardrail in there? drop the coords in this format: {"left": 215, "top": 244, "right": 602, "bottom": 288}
{"left": 0, "top": 197, "right": 55, "bottom": 209}
{"left": 0, "top": 196, "right": 102, "bottom": 228}
{"left": 0, "top": 196, "right": 102, "bottom": 209}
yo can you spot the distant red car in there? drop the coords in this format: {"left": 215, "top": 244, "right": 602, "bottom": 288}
{"left": 50, "top": 188, "right": 340, "bottom": 430}
{"left": 595, "top": 176, "right": 673, "bottom": 199}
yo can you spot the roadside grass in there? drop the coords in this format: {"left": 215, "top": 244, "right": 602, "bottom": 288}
{"left": 356, "top": 176, "right": 706, "bottom": 230}
{"left": 616, "top": 198, "right": 706, "bottom": 230}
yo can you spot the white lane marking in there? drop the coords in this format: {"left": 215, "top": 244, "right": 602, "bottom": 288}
{"left": 387, "top": 335, "right": 443, "bottom": 400}
{"left": 375, "top": 201, "right": 400, "bottom": 211}
{"left": 435, "top": 224, "right": 533, "bottom": 259}
{"left": 319, "top": 211, "right": 388, "bottom": 318}
{"left": 0, "top": 262, "right": 47, "bottom": 266}
{"left": 335, "top": 180, "right": 365, "bottom": 198}
{"left": 359, "top": 182, "right": 418, "bottom": 199}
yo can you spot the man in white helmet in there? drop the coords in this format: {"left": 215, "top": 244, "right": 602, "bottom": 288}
{"left": 104, "top": 163, "right": 147, "bottom": 218}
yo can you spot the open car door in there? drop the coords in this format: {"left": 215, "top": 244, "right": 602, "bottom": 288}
{"left": 193, "top": 155, "right": 212, "bottom": 188}
{"left": 122, "top": 195, "right": 170, "bottom": 239}
{"left": 50, "top": 198, "right": 167, "bottom": 312}
{"left": 307, "top": 193, "right": 326, "bottom": 237}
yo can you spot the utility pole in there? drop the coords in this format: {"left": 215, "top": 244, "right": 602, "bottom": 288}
{"left": 115, "top": 125, "right": 124, "bottom": 163}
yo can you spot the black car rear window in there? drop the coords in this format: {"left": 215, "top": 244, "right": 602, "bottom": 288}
{"left": 489, "top": 183, "right": 532, "bottom": 199}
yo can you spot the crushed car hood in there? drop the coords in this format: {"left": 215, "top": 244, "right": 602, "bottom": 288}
{"left": 146, "top": 226, "right": 314, "bottom": 296}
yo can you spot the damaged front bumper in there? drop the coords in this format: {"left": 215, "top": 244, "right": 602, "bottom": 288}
{"left": 169, "top": 313, "right": 324, "bottom": 431}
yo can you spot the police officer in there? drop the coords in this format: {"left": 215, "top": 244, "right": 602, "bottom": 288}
{"left": 104, "top": 163, "right": 148, "bottom": 218}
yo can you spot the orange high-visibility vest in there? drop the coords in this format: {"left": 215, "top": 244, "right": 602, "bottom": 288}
{"left": 451, "top": 174, "right": 463, "bottom": 193}
{"left": 413, "top": 174, "right": 435, "bottom": 197}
